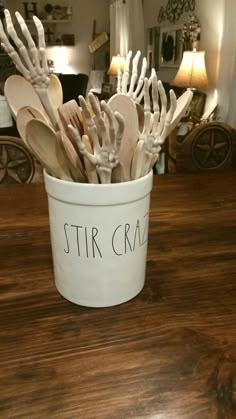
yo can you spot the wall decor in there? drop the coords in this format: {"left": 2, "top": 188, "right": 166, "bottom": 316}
{"left": 159, "top": 25, "right": 183, "bottom": 67}
{"left": 23, "top": 2, "right": 38, "bottom": 20}
{"left": 158, "top": 0, "right": 195, "bottom": 24}
{"left": 180, "top": 15, "right": 200, "bottom": 50}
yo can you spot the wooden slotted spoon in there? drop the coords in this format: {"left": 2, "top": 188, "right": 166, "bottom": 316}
{"left": 58, "top": 99, "right": 84, "bottom": 142}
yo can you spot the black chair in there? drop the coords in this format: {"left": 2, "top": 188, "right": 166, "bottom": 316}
{"left": 58, "top": 73, "right": 89, "bottom": 104}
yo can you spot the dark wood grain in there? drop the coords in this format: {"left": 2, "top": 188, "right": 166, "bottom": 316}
{"left": 0, "top": 172, "right": 236, "bottom": 419}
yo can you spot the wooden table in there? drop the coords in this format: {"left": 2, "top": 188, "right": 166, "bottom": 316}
{"left": 0, "top": 172, "right": 236, "bottom": 419}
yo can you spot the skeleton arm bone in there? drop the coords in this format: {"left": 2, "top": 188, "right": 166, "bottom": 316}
{"left": 132, "top": 76, "right": 177, "bottom": 178}
{"left": 117, "top": 50, "right": 154, "bottom": 104}
{"left": 69, "top": 93, "right": 125, "bottom": 183}
{"left": 0, "top": 9, "right": 58, "bottom": 129}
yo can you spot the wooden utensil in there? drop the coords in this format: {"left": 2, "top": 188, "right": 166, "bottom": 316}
{"left": 130, "top": 139, "right": 145, "bottom": 180}
{"left": 58, "top": 99, "right": 84, "bottom": 137}
{"left": 48, "top": 74, "right": 63, "bottom": 112}
{"left": 56, "top": 130, "right": 87, "bottom": 183}
{"left": 167, "top": 89, "right": 193, "bottom": 136}
{"left": 111, "top": 163, "right": 124, "bottom": 183}
{"left": 4, "top": 75, "right": 46, "bottom": 120}
{"left": 16, "top": 106, "right": 49, "bottom": 147}
{"left": 26, "top": 119, "right": 73, "bottom": 181}
{"left": 81, "top": 135, "right": 98, "bottom": 184}
{"left": 136, "top": 103, "right": 144, "bottom": 132}
{"left": 107, "top": 94, "right": 139, "bottom": 181}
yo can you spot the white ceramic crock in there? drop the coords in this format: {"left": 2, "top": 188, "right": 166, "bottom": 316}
{"left": 44, "top": 170, "right": 153, "bottom": 307}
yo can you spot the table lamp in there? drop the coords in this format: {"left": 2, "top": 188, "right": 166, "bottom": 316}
{"left": 107, "top": 55, "right": 125, "bottom": 76}
{"left": 107, "top": 55, "right": 125, "bottom": 94}
{"left": 171, "top": 49, "right": 209, "bottom": 89}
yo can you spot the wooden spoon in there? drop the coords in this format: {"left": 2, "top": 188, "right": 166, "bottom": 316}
{"left": 16, "top": 106, "right": 49, "bottom": 147}
{"left": 56, "top": 130, "right": 87, "bottom": 183}
{"left": 107, "top": 93, "right": 139, "bottom": 181}
{"left": 26, "top": 119, "right": 73, "bottom": 181}
{"left": 48, "top": 74, "right": 63, "bottom": 112}
{"left": 4, "top": 75, "right": 46, "bottom": 120}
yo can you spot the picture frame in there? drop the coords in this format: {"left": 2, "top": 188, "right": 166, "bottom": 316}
{"left": 101, "top": 82, "right": 113, "bottom": 98}
{"left": 188, "top": 90, "right": 207, "bottom": 123}
{"left": 159, "top": 25, "right": 183, "bottom": 68}
{"left": 181, "top": 90, "right": 207, "bottom": 123}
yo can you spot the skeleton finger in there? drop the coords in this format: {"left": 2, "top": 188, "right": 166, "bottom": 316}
{"left": 15, "top": 12, "right": 42, "bottom": 80}
{"left": 101, "top": 100, "right": 116, "bottom": 147}
{"left": 114, "top": 111, "right": 125, "bottom": 156}
{"left": 128, "top": 50, "right": 141, "bottom": 97}
{"left": 135, "top": 64, "right": 155, "bottom": 104}
{"left": 151, "top": 72, "right": 160, "bottom": 133}
{"left": 133, "top": 56, "right": 147, "bottom": 101}
{"left": 15, "top": 12, "right": 35, "bottom": 50}
{"left": 0, "top": 15, "right": 29, "bottom": 77}
{"left": 158, "top": 89, "right": 177, "bottom": 144}
{"left": 79, "top": 95, "right": 94, "bottom": 125}
{"left": 143, "top": 78, "right": 152, "bottom": 134}
{"left": 5, "top": 10, "right": 22, "bottom": 49}
{"left": 5, "top": 10, "right": 36, "bottom": 78}
{"left": 68, "top": 125, "right": 97, "bottom": 165}
{"left": 33, "top": 16, "right": 49, "bottom": 75}
{"left": 156, "top": 80, "right": 167, "bottom": 136}
{"left": 88, "top": 92, "right": 109, "bottom": 148}
{"left": 121, "top": 50, "right": 132, "bottom": 94}
{"left": 33, "top": 16, "right": 46, "bottom": 49}
{"left": 79, "top": 95, "right": 100, "bottom": 153}
{"left": 0, "top": 17, "right": 14, "bottom": 51}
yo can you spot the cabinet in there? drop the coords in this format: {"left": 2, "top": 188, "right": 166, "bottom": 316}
{"left": 25, "top": 19, "right": 75, "bottom": 46}
{"left": 4, "top": 1, "right": 75, "bottom": 46}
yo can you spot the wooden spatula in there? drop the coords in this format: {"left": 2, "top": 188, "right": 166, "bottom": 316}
{"left": 107, "top": 94, "right": 139, "bottom": 181}
{"left": 58, "top": 99, "right": 84, "bottom": 137}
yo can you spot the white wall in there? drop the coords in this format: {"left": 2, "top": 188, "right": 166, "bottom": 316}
{"left": 143, "top": 0, "right": 225, "bottom": 111}
{"left": 5, "top": 0, "right": 110, "bottom": 75}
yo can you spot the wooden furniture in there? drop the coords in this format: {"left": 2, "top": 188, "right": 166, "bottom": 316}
{"left": 166, "top": 121, "right": 236, "bottom": 173}
{"left": 0, "top": 136, "right": 44, "bottom": 184}
{"left": 59, "top": 73, "right": 89, "bottom": 105}
{"left": 0, "top": 172, "right": 236, "bottom": 418}
{"left": 0, "top": 136, "right": 36, "bottom": 183}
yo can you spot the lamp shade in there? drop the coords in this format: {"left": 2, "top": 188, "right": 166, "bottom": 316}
{"left": 171, "top": 49, "right": 209, "bottom": 88}
{"left": 107, "top": 55, "right": 125, "bottom": 75}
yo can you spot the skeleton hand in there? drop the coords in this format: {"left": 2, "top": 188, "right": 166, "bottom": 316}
{"left": 0, "top": 9, "right": 58, "bottom": 129}
{"left": 132, "top": 72, "right": 177, "bottom": 179}
{"left": 117, "top": 50, "right": 155, "bottom": 104}
{"left": 68, "top": 92, "right": 125, "bottom": 184}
